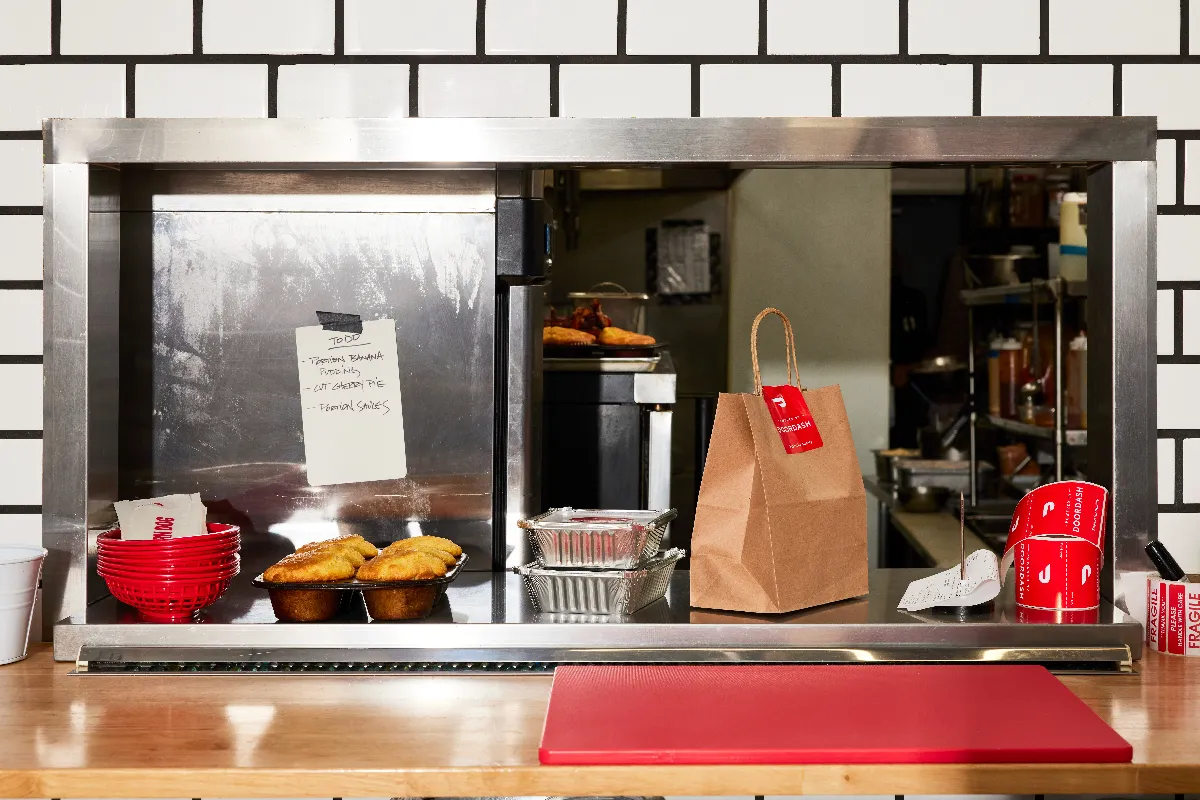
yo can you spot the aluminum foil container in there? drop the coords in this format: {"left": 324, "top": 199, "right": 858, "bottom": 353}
{"left": 518, "top": 508, "right": 677, "bottom": 569}
{"left": 517, "top": 549, "right": 684, "bottom": 615}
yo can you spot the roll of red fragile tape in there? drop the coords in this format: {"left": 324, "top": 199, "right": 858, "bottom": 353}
{"left": 1146, "top": 576, "right": 1200, "bottom": 656}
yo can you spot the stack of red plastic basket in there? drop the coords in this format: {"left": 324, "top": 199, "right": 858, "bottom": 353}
{"left": 96, "top": 523, "right": 241, "bottom": 622}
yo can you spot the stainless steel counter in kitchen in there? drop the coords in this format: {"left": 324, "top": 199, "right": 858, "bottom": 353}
{"left": 57, "top": 567, "right": 1141, "bottom": 670}
{"left": 864, "top": 475, "right": 993, "bottom": 567}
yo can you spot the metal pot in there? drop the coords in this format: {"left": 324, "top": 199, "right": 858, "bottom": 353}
{"left": 872, "top": 448, "right": 920, "bottom": 483}
{"left": 897, "top": 485, "right": 951, "bottom": 513}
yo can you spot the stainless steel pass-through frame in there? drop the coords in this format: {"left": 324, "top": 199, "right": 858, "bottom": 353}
{"left": 43, "top": 117, "right": 1156, "bottom": 660}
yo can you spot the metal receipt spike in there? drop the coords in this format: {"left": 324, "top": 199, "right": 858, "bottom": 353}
{"left": 960, "top": 491, "right": 966, "bottom": 582}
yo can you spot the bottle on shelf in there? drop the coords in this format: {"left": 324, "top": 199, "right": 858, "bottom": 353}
{"left": 1059, "top": 192, "right": 1087, "bottom": 281}
{"left": 987, "top": 335, "right": 1003, "bottom": 416}
{"left": 1067, "top": 331, "right": 1088, "bottom": 429}
{"left": 997, "top": 337, "right": 1023, "bottom": 418}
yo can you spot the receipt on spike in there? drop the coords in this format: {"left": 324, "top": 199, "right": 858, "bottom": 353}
{"left": 898, "top": 549, "right": 1002, "bottom": 612}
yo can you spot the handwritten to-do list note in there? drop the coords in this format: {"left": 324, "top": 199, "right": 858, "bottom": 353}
{"left": 296, "top": 318, "right": 408, "bottom": 486}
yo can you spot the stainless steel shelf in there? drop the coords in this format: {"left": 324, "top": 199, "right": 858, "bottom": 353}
{"left": 986, "top": 414, "right": 1087, "bottom": 446}
{"left": 960, "top": 279, "right": 1087, "bottom": 306}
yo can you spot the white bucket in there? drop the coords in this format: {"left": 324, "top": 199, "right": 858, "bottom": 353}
{"left": 0, "top": 546, "right": 47, "bottom": 666}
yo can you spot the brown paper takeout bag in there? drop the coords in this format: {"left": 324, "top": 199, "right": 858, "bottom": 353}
{"left": 690, "top": 307, "right": 869, "bottom": 614}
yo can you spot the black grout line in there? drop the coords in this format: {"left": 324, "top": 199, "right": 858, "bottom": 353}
{"left": 476, "top": 0, "right": 486, "bottom": 57}
{"left": 333, "top": 0, "right": 344, "bottom": 56}
{"left": 1039, "top": 0, "right": 1049, "bottom": 55}
{"left": 1159, "top": 128, "right": 1200, "bottom": 137}
{"left": 1183, "top": 0, "right": 1190, "bottom": 55}
{"left": 898, "top": 0, "right": 909, "bottom": 56}
{"left": 12, "top": 53, "right": 1200, "bottom": 66}
{"left": 0, "top": 208, "right": 42, "bottom": 216}
{"left": 1158, "top": 205, "right": 1200, "bottom": 214}
{"left": 0, "top": 131, "right": 42, "bottom": 140}
{"left": 0, "top": 431, "right": 42, "bottom": 439}
{"left": 690, "top": 62, "right": 700, "bottom": 117}
{"left": 1157, "top": 428, "right": 1200, "bottom": 437}
{"left": 1157, "top": 354, "right": 1200, "bottom": 363}
{"left": 409, "top": 63, "right": 419, "bottom": 117}
{"left": 1176, "top": 285, "right": 1185, "bottom": 356}
{"left": 1159, "top": 280, "right": 1200, "bottom": 289}
{"left": 1178, "top": 137, "right": 1188, "bottom": 207}
{"left": 192, "top": 0, "right": 202, "bottom": 54}
{"left": 0, "top": 356, "right": 42, "bottom": 365}
{"left": 617, "top": 0, "right": 628, "bottom": 56}
{"left": 548, "top": 62, "right": 559, "bottom": 117}
{"left": 972, "top": 63, "right": 982, "bottom": 116}
{"left": 266, "top": 63, "right": 278, "bottom": 117}
{"left": 1176, "top": 432, "right": 1185, "bottom": 505}
{"left": 0, "top": 506, "right": 41, "bottom": 515}
{"left": 49, "top": 0, "right": 61, "bottom": 56}
{"left": 1112, "top": 63, "right": 1122, "bottom": 115}
{"left": 758, "top": 0, "right": 768, "bottom": 56}
{"left": 0, "top": 281, "right": 42, "bottom": 290}
{"left": 125, "top": 63, "right": 135, "bottom": 118}
{"left": 831, "top": 62, "right": 841, "bottom": 117}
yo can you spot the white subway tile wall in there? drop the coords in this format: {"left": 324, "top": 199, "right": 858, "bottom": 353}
{"left": 981, "top": 64, "right": 1114, "bottom": 117}
{"left": 1158, "top": 513, "right": 1200, "bottom": 571}
{"left": 418, "top": 64, "right": 550, "bottom": 117}
{"left": 1050, "top": 0, "right": 1181, "bottom": 55}
{"left": 700, "top": 64, "right": 833, "bottom": 117}
{"left": 0, "top": 216, "right": 41, "bottom": 279}
{"left": 1159, "top": 139, "right": 1178, "bottom": 205}
{"left": 1184, "top": 439, "right": 1200, "bottom": 502}
{"left": 1161, "top": 289, "right": 1176, "bottom": 356}
{"left": 769, "top": 0, "right": 899, "bottom": 55}
{"left": 60, "top": 0, "right": 192, "bottom": 55}
{"left": 345, "top": 0, "right": 476, "bottom": 55}
{"left": 486, "top": 0, "right": 617, "bottom": 55}
{"left": 0, "top": 64, "right": 126, "bottom": 130}
{"left": 0, "top": 514, "right": 42, "bottom": 548}
{"left": 135, "top": 64, "right": 268, "bottom": 118}
{"left": 2, "top": 0, "right": 1199, "bottom": 596}
{"left": 1185, "top": 290, "right": 1200, "bottom": 354}
{"left": 1123, "top": 64, "right": 1200, "bottom": 129}
{"left": 1160, "top": 438, "right": 1176, "bottom": 504}
{"left": 1159, "top": 216, "right": 1200, "bottom": 281}
{"left": 908, "top": 0, "right": 1039, "bottom": 56}
{"left": 0, "top": 365, "right": 42, "bottom": 430}
{"left": 560, "top": 64, "right": 691, "bottom": 118}
{"left": 0, "top": 0, "right": 51, "bottom": 55}
{"left": 0, "top": 140, "right": 43, "bottom": 206}
{"left": 627, "top": 0, "right": 759, "bottom": 55}
{"left": 1186, "top": 140, "right": 1200, "bottom": 205}
{"left": 203, "top": 0, "right": 334, "bottom": 55}
{"left": 0, "top": 440, "right": 41, "bottom": 505}
{"left": 277, "top": 65, "right": 410, "bottom": 119}
{"left": 842, "top": 64, "right": 973, "bottom": 116}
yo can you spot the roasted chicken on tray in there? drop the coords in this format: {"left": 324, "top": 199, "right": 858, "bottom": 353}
{"left": 543, "top": 299, "right": 656, "bottom": 346}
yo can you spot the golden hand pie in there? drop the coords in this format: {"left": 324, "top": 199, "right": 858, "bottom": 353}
{"left": 263, "top": 550, "right": 357, "bottom": 583}
{"left": 543, "top": 326, "right": 596, "bottom": 346}
{"left": 297, "top": 533, "right": 378, "bottom": 558}
{"left": 597, "top": 326, "right": 655, "bottom": 346}
{"left": 386, "top": 535, "right": 463, "bottom": 559}
{"left": 357, "top": 551, "right": 448, "bottom": 582}
{"left": 380, "top": 540, "right": 456, "bottom": 566}
{"left": 296, "top": 541, "right": 366, "bottom": 567}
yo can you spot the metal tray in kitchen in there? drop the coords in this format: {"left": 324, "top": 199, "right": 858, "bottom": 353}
{"left": 516, "top": 549, "right": 684, "bottom": 615}
{"left": 895, "top": 458, "right": 991, "bottom": 492}
{"left": 518, "top": 508, "right": 677, "bottom": 569}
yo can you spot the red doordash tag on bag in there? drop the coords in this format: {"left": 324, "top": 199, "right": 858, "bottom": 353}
{"left": 762, "top": 385, "right": 823, "bottom": 453}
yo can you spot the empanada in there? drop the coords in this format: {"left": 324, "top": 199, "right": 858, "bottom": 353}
{"left": 357, "top": 551, "right": 448, "bottom": 582}
{"left": 263, "top": 550, "right": 357, "bottom": 583}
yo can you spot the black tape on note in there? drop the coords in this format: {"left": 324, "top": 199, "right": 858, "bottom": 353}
{"left": 316, "top": 311, "right": 363, "bottom": 335}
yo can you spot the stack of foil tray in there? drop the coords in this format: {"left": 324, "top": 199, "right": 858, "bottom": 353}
{"left": 516, "top": 508, "right": 681, "bottom": 615}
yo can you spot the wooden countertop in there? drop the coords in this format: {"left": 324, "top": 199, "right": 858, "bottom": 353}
{"left": 1, "top": 645, "right": 1198, "bottom": 797}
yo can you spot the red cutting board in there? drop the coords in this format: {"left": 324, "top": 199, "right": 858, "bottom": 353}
{"left": 539, "top": 664, "right": 1132, "bottom": 765}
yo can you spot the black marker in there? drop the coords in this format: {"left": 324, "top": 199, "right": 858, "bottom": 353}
{"left": 1145, "top": 541, "right": 1188, "bottom": 582}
